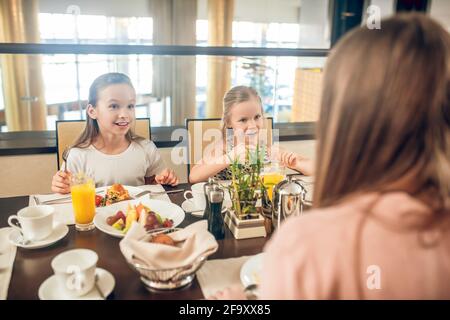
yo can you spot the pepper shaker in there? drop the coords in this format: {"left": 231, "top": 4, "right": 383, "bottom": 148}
{"left": 206, "top": 185, "right": 225, "bottom": 240}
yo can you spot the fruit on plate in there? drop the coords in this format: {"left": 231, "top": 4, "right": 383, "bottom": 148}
{"left": 106, "top": 202, "right": 174, "bottom": 234}
{"left": 112, "top": 219, "right": 125, "bottom": 230}
{"left": 124, "top": 207, "right": 138, "bottom": 233}
{"left": 106, "top": 210, "right": 126, "bottom": 226}
{"left": 95, "top": 195, "right": 103, "bottom": 207}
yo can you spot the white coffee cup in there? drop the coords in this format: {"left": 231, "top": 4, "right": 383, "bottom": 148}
{"left": 184, "top": 182, "right": 206, "bottom": 210}
{"left": 51, "top": 249, "right": 98, "bottom": 297}
{"left": 8, "top": 205, "right": 54, "bottom": 242}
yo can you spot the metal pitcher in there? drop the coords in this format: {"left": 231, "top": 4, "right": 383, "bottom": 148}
{"left": 272, "top": 175, "right": 307, "bottom": 230}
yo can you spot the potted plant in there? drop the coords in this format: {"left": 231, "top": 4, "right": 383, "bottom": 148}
{"left": 224, "top": 145, "right": 267, "bottom": 239}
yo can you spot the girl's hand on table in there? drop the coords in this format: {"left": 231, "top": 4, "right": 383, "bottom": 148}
{"left": 155, "top": 168, "right": 179, "bottom": 186}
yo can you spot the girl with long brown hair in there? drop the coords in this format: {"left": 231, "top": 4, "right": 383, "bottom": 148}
{"left": 51, "top": 73, "right": 178, "bottom": 193}
{"left": 213, "top": 13, "right": 450, "bottom": 299}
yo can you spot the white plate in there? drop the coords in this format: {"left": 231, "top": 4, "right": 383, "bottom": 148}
{"left": 38, "top": 185, "right": 145, "bottom": 226}
{"left": 181, "top": 199, "right": 230, "bottom": 217}
{"left": 8, "top": 222, "right": 69, "bottom": 249}
{"left": 94, "top": 198, "right": 185, "bottom": 238}
{"left": 38, "top": 268, "right": 115, "bottom": 300}
{"left": 240, "top": 253, "right": 264, "bottom": 288}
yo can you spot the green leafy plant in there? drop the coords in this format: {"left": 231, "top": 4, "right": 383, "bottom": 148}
{"left": 228, "top": 144, "right": 266, "bottom": 220}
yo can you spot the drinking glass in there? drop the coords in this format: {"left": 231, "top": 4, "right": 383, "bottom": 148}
{"left": 261, "top": 162, "right": 286, "bottom": 202}
{"left": 70, "top": 172, "right": 96, "bottom": 231}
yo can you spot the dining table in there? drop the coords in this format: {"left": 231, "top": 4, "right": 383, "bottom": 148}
{"left": 0, "top": 183, "right": 269, "bottom": 300}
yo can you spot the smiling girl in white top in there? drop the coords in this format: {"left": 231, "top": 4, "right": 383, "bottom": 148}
{"left": 51, "top": 73, "right": 178, "bottom": 193}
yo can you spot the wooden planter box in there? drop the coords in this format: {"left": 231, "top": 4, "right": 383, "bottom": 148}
{"left": 224, "top": 210, "right": 267, "bottom": 239}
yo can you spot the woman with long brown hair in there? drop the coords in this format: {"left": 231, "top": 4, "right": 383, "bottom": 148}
{"left": 213, "top": 13, "right": 450, "bottom": 299}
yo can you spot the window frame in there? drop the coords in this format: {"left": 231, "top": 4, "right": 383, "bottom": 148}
{"left": 0, "top": 43, "right": 326, "bottom": 140}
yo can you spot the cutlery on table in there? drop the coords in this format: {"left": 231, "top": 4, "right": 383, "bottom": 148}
{"left": 133, "top": 189, "right": 184, "bottom": 199}
{"left": 34, "top": 189, "right": 185, "bottom": 205}
{"left": 149, "top": 189, "right": 184, "bottom": 196}
{"left": 34, "top": 191, "right": 102, "bottom": 205}
{"left": 186, "top": 209, "right": 204, "bottom": 215}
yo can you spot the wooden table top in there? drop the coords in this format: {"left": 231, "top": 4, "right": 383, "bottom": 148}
{"left": 0, "top": 184, "right": 268, "bottom": 300}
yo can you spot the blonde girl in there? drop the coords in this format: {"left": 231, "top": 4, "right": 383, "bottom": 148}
{"left": 189, "top": 86, "right": 313, "bottom": 183}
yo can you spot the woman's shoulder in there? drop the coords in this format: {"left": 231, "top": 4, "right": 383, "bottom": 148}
{"left": 266, "top": 198, "right": 373, "bottom": 256}
{"left": 260, "top": 204, "right": 360, "bottom": 299}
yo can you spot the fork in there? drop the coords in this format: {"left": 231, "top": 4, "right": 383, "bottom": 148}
{"left": 133, "top": 189, "right": 184, "bottom": 199}
{"left": 149, "top": 189, "right": 184, "bottom": 196}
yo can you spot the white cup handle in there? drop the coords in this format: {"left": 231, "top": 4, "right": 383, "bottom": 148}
{"left": 7, "top": 215, "right": 22, "bottom": 233}
{"left": 66, "top": 266, "right": 86, "bottom": 291}
{"left": 184, "top": 190, "right": 193, "bottom": 202}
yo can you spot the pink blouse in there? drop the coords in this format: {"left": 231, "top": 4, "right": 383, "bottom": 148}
{"left": 260, "top": 192, "right": 450, "bottom": 299}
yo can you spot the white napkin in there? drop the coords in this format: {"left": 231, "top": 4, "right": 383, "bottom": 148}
{"left": 119, "top": 220, "right": 218, "bottom": 270}
{"left": 29, "top": 194, "right": 75, "bottom": 225}
{"left": 0, "top": 228, "right": 17, "bottom": 300}
{"left": 196, "top": 256, "right": 251, "bottom": 298}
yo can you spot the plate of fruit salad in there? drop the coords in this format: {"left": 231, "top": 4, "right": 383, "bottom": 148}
{"left": 93, "top": 198, "right": 185, "bottom": 238}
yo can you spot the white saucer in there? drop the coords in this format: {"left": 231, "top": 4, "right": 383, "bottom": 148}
{"left": 38, "top": 268, "right": 115, "bottom": 300}
{"left": 8, "top": 223, "right": 69, "bottom": 249}
{"left": 181, "top": 200, "right": 229, "bottom": 217}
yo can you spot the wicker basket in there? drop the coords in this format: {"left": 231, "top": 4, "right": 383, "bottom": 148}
{"left": 127, "top": 228, "right": 211, "bottom": 290}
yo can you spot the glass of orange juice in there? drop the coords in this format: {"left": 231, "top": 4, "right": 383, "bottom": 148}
{"left": 261, "top": 163, "right": 286, "bottom": 202}
{"left": 71, "top": 172, "right": 96, "bottom": 231}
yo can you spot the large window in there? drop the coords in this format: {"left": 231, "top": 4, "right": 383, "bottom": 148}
{"left": 38, "top": 13, "right": 155, "bottom": 129}
{"left": 0, "top": 0, "right": 330, "bottom": 132}
{"left": 36, "top": 12, "right": 327, "bottom": 129}
{"left": 194, "top": 17, "right": 325, "bottom": 123}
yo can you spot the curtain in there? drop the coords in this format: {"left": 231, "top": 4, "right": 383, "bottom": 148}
{"left": 0, "top": 0, "right": 47, "bottom": 131}
{"left": 150, "top": 0, "right": 197, "bottom": 125}
{"left": 291, "top": 68, "right": 323, "bottom": 122}
{"left": 206, "top": 0, "right": 234, "bottom": 118}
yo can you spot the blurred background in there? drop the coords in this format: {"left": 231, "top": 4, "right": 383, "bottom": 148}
{"left": 1, "top": 0, "right": 447, "bottom": 132}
